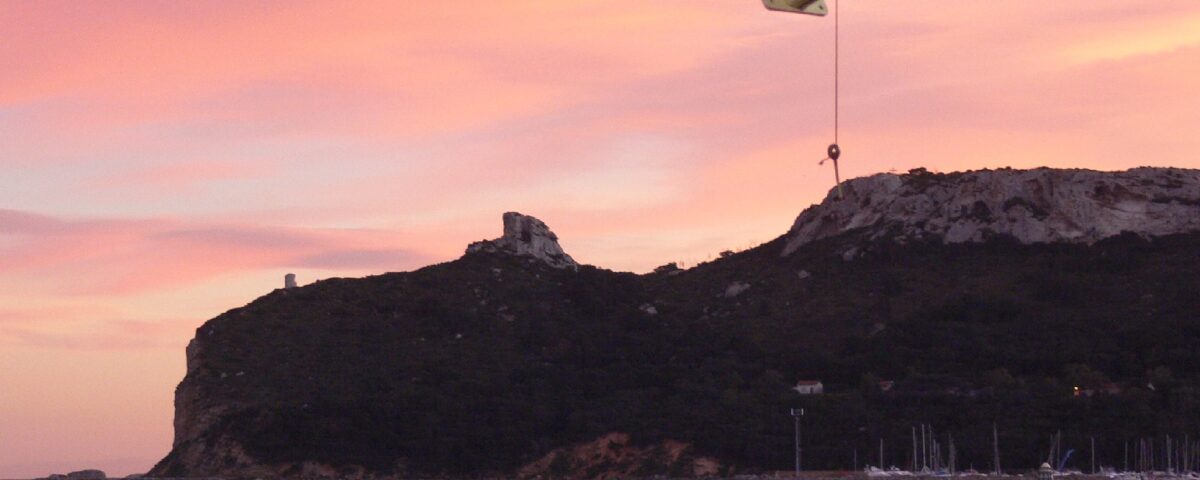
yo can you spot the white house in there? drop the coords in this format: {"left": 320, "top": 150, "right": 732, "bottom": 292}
{"left": 793, "top": 380, "right": 824, "bottom": 395}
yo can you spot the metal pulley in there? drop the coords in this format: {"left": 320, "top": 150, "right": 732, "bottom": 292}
{"left": 819, "top": 144, "right": 843, "bottom": 199}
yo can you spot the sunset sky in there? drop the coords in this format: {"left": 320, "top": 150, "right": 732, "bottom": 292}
{"left": 2, "top": 1, "right": 1199, "bottom": 476}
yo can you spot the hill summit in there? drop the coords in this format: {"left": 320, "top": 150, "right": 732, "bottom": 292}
{"left": 467, "top": 211, "right": 577, "bottom": 269}
{"left": 784, "top": 167, "right": 1200, "bottom": 255}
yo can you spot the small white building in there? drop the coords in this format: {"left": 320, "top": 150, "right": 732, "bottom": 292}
{"left": 793, "top": 380, "right": 824, "bottom": 395}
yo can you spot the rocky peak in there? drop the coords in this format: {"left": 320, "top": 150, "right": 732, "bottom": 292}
{"left": 783, "top": 167, "right": 1200, "bottom": 255}
{"left": 467, "top": 212, "right": 578, "bottom": 269}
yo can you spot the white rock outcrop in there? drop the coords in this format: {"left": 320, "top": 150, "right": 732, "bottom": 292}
{"left": 783, "top": 167, "right": 1200, "bottom": 255}
{"left": 467, "top": 212, "right": 578, "bottom": 269}
{"left": 724, "top": 282, "right": 751, "bottom": 298}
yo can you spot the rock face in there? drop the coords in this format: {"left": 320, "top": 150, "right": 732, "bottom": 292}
{"left": 517, "top": 433, "right": 720, "bottom": 480}
{"left": 467, "top": 212, "right": 578, "bottom": 269}
{"left": 156, "top": 333, "right": 366, "bottom": 479}
{"left": 40, "top": 469, "right": 108, "bottom": 480}
{"left": 783, "top": 167, "right": 1200, "bottom": 255}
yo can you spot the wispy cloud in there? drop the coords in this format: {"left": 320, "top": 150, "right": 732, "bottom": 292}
{"left": 0, "top": 209, "right": 435, "bottom": 295}
{"left": 0, "top": 317, "right": 193, "bottom": 350}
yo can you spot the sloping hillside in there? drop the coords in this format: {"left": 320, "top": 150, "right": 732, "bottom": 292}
{"left": 151, "top": 168, "right": 1200, "bottom": 478}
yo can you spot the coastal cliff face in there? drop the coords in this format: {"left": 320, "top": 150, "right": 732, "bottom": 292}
{"left": 783, "top": 168, "right": 1200, "bottom": 255}
{"left": 152, "top": 168, "right": 1200, "bottom": 478}
{"left": 154, "top": 338, "right": 370, "bottom": 478}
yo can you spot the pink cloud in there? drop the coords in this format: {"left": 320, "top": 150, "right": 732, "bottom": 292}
{"left": 91, "top": 158, "right": 276, "bottom": 190}
{"left": 0, "top": 318, "right": 194, "bottom": 350}
{"left": 0, "top": 210, "right": 435, "bottom": 295}
{"left": 0, "top": 305, "right": 119, "bottom": 327}
{"left": 0, "top": 1, "right": 751, "bottom": 150}
{"left": 0, "top": 209, "right": 70, "bottom": 234}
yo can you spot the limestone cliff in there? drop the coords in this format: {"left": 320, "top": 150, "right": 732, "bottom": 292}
{"left": 467, "top": 212, "right": 578, "bottom": 269}
{"left": 783, "top": 167, "right": 1200, "bottom": 255}
{"left": 153, "top": 336, "right": 371, "bottom": 478}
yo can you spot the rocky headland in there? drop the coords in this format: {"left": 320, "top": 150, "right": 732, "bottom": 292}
{"left": 151, "top": 167, "right": 1200, "bottom": 479}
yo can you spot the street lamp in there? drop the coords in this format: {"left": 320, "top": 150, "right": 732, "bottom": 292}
{"left": 792, "top": 408, "right": 806, "bottom": 476}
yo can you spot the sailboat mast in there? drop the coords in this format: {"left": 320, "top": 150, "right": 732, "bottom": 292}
{"left": 912, "top": 427, "right": 918, "bottom": 471}
{"left": 992, "top": 422, "right": 1001, "bottom": 474}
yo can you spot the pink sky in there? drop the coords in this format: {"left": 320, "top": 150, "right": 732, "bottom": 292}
{"left": 2, "top": 1, "right": 1199, "bottom": 477}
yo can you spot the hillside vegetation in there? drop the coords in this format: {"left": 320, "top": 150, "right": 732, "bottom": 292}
{"left": 152, "top": 228, "right": 1200, "bottom": 477}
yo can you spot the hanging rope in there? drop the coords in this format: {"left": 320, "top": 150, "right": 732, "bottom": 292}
{"left": 834, "top": 0, "right": 839, "bottom": 144}
{"left": 819, "top": 0, "right": 844, "bottom": 198}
